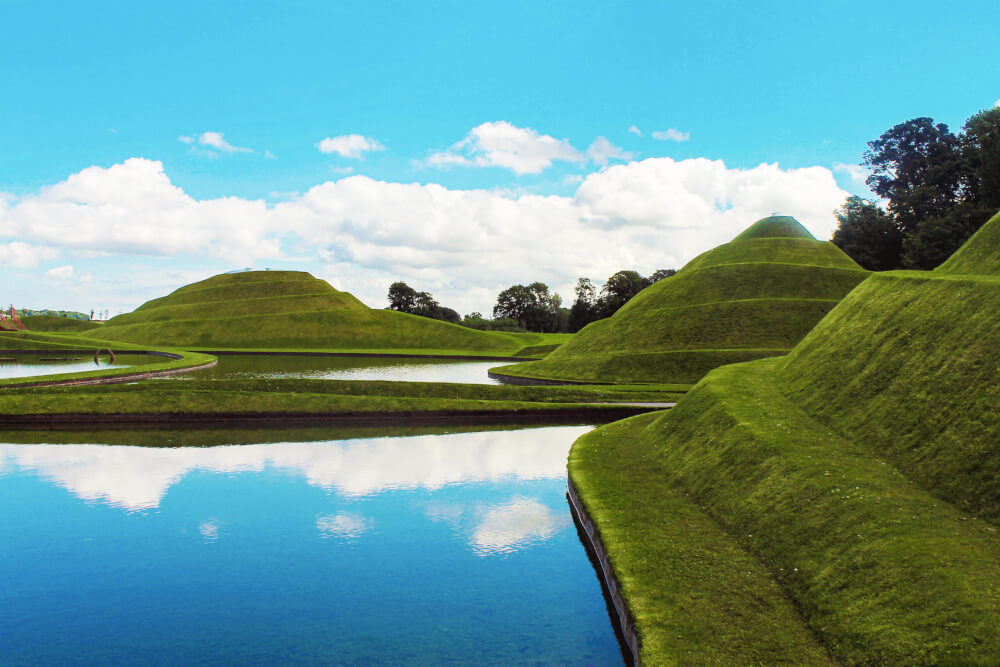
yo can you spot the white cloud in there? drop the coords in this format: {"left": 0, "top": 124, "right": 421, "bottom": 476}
{"left": 44, "top": 264, "right": 74, "bottom": 280}
{"left": 470, "top": 497, "right": 569, "bottom": 556}
{"left": 0, "top": 156, "right": 848, "bottom": 314}
{"left": 834, "top": 162, "right": 870, "bottom": 185}
{"left": 264, "top": 150, "right": 277, "bottom": 160}
{"left": 179, "top": 131, "right": 254, "bottom": 154}
{"left": 317, "top": 134, "right": 386, "bottom": 158}
{"left": 317, "top": 512, "right": 371, "bottom": 539}
{"left": 587, "top": 137, "right": 634, "bottom": 165}
{"left": 994, "top": 98, "right": 1000, "bottom": 108}
{"left": 178, "top": 135, "right": 195, "bottom": 144}
{"left": 0, "top": 241, "right": 58, "bottom": 268}
{"left": 428, "top": 121, "right": 585, "bottom": 175}
{"left": 628, "top": 125, "right": 642, "bottom": 137}
{"left": 652, "top": 128, "right": 690, "bottom": 142}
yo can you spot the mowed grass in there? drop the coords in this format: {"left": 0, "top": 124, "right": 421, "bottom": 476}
{"left": 570, "top": 413, "right": 834, "bottom": 665}
{"left": 21, "top": 315, "right": 101, "bottom": 332}
{"left": 497, "top": 216, "right": 868, "bottom": 384}
{"left": 937, "top": 209, "right": 1000, "bottom": 275}
{"left": 92, "top": 270, "right": 557, "bottom": 354}
{"left": 570, "top": 214, "right": 1000, "bottom": 662}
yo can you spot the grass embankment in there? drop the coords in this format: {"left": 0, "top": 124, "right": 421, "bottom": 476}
{"left": 0, "top": 378, "right": 682, "bottom": 421}
{"left": 92, "top": 270, "right": 560, "bottom": 355}
{"left": 0, "top": 331, "right": 215, "bottom": 388}
{"left": 496, "top": 216, "right": 868, "bottom": 384}
{"left": 570, "top": 216, "right": 1000, "bottom": 662}
{"left": 21, "top": 315, "right": 101, "bottom": 332}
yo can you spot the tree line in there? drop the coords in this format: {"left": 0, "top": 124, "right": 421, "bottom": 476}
{"left": 387, "top": 268, "right": 675, "bottom": 333}
{"left": 833, "top": 107, "right": 1000, "bottom": 270}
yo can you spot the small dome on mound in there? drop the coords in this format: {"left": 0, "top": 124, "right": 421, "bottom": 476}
{"left": 495, "top": 215, "right": 869, "bottom": 384}
{"left": 732, "top": 215, "right": 816, "bottom": 241}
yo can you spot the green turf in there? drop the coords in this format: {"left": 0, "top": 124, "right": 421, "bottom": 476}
{"left": 569, "top": 213, "right": 1000, "bottom": 661}
{"left": 21, "top": 315, "right": 101, "bottom": 332}
{"left": 496, "top": 216, "right": 868, "bottom": 384}
{"left": 936, "top": 209, "right": 1000, "bottom": 276}
{"left": 92, "top": 270, "right": 556, "bottom": 353}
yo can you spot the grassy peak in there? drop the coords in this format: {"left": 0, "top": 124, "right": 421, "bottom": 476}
{"left": 732, "top": 215, "right": 816, "bottom": 241}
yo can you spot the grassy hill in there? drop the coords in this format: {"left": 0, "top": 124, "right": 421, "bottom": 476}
{"left": 496, "top": 215, "right": 869, "bottom": 384}
{"left": 21, "top": 315, "right": 101, "bottom": 332}
{"left": 570, "top": 213, "right": 1000, "bottom": 662}
{"left": 92, "top": 270, "right": 550, "bottom": 355}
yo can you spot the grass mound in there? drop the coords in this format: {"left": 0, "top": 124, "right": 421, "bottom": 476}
{"left": 93, "top": 270, "right": 548, "bottom": 354}
{"left": 570, "top": 215, "right": 1000, "bottom": 661}
{"left": 21, "top": 315, "right": 101, "bottom": 332}
{"left": 937, "top": 209, "right": 1000, "bottom": 275}
{"left": 496, "top": 215, "right": 868, "bottom": 383}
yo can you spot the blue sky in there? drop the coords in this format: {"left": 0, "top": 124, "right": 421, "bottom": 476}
{"left": 2, "top": 0, "right": 999, "bottom": 314}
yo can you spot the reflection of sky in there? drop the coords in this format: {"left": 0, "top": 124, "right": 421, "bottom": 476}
{"left": 0, "top": 426, "right": 622, "bottom": 664}
{"left": 0, "top": 357, "right": 130, "bottom": 380}
{"left": 0, "top": 428, "right": 584, "bottom": 511}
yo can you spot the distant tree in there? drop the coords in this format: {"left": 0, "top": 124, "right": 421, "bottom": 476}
{"left": 832, "top": 196, "right": 903, "bottom": 270}
{"left": 569, "top": 278, "right": 598, "bottom": 332}
{"left": 439, "top": 307, "right": 461, "bottom": 323}
{"left": 387, "top": 281, "right": 419, "bottom": 313}
{"left": 903, "top": 202, "right": 992, "bottom": 270}
{"left": 598, "top": 270, "right": 647, "bottom": 317}
{"left": 647, "top": 268, "right": 677, "bottom": 284}
{"left": 493, "top": 282, "right": 562, "bottom": 332}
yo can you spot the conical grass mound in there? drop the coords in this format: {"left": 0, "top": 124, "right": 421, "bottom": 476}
{"left": 94, "top": 270, "right": 539, "bottom": 354}
{"left": 568, "top": 212, "right": 1000, "bottom": 662}
{"left": 497, "top": 215, "right": 869, "bottom": 384}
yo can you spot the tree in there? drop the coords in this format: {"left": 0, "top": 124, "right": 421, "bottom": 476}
{"left": 962, "top": 107, "right": 1000, "bottom": 211}
{"left": 832, "top": 196, "right": 903, "bottom": 270}
{"left": 598, "top": 270, "right": 647, "bottom": 318}
{"left": 647, "top": 268, "right": 677, "bottom": 284}
{"left": 493, "top": 282, "right": 562, "bottom": 332}
{"left": 569, "top": 278, "right": 597, "bottom": 332}
{"left": 862, "top": 117, "right": 968, "bottom": 235}
{"left": 387, "top": 281, "right": 419, "bottom": 313}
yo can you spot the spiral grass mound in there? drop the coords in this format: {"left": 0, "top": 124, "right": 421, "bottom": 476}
{"left": 569, "top": 211, "right": 1000, "bottom": 663}
{"left": 94, "top": 270, "right": 543, "bottom": 354}
{"left": 497, "top": 215, "right": 869, "bottom": 384}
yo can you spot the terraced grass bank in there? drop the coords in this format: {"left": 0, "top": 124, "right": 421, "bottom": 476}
{"left": 495, "top": 216, "right": 868, "bottom": 384}
{"left": 570, "top": 211, "right": 1000, "bottom": 663}
{"left": 92, "top": 270, "right": 557, "bottom": 355}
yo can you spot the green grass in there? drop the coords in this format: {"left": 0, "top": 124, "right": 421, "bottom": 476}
{"left": 570, "top": 413, "right": 834, "bottom": 665}
{"left": 569, "top": 214, "right": 1000, "bottom": 662}
{"left": 92, "top": 270, "right": 557, "bottom": 354}
{"left": 496, "top": 216, "right": 868, "bottom": 384}
{"left": 937, "top": 209, "right": 1000, "bottom": 275}
{"left": 21, "top": 315, "right": 101, "bottom": 332}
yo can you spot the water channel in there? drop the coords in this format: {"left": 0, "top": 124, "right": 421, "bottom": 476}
{"left": 0, "top": 353, "right": 151, "bottom": 381}
{"left": 1, "top": 425, "right": 625, "bottom": 664}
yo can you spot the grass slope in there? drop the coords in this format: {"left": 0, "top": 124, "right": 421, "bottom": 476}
{"left": 93, "top": 270, "right": 551, "bottom": 354}
{"left": 497, "top": 216, "right": 868, "bottom": 384}
{"left": 570, "top": 214, "right": 1000, "bottom": 661}
{"left": 937, "top": 208, "right": 1000, "bottom": 275}
{"left": 21, "top": 315, "right": 101, "bottom": 332}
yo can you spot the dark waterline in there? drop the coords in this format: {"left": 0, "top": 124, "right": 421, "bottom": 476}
{"left": 0, "top": 425, "right": 624, "bottom": 665}
{"left": 155, "top": 353, "right": 507, "bottom": 385}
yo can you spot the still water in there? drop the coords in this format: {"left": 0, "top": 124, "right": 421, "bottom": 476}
{"left": 0, "top": 425, "right": 624, "bottom": 665}
{"left": 0, "top": 353, "right": 149, "bottom": 381}
{"left": 158, "top": 353, "right": 506, "bottom": 385}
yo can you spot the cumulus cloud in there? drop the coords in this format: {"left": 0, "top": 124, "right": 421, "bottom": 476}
{"left": 428, "top": 121, "right": 585, "bottom": 175}
{"left": 652, "top": 128, "right": 690, "bottom": 142}
{"left": 0, "top": 156, "right": 848, "bottom": 313}
{"left": 587, "top": 137, "right": 634, "bottom": 165}
{"left": 44, "top": 265, "right": 74, "bottom": 280}
{"left": 994, "top": 98, "right": 1000, "bottom": 108}
{"left": 317, "top": 134, "right": 386, "bottom": 159}
{"left": 0, "top": 241, "right": 58, "bottom": 268}
{"left": 628, "top": 125, "right": 642, "bottom": 137}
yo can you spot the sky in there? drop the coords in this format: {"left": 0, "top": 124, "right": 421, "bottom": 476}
{"left": 2, "top": 0, "right": 999, "bottom": 317}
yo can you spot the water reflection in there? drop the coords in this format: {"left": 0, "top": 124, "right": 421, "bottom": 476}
{"left": 157, "top": 353, "right": 505, "bottom": 384}
{"left": 0, "top": 353, "right": 151, "bottom": 380}
{"left": 0, "top": 428, "right": 579, "bottom": 511}
{"left": 471, "top": 497, "right": 571, "bottom": 557}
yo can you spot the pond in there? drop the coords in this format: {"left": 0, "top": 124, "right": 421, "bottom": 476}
{"left": 0, "top": 352, "right": 152, "bottom": 381}
{"left": 0, "top": 425, "right": 625, "bottom": 665}
{"left": 158, "top": 353, "right": 507, "bottom": 385}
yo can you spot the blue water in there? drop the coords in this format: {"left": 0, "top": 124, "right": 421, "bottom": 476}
{"left": 0, "top": 427, "right": 623, "bottom": 665}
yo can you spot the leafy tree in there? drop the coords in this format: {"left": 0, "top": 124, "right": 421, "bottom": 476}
{"left": 387, "top": 281, "right": 419, "bottom": 313}
{"left": 863, "top": 117, "right": 969, "bottom": 235}
{"left": 569, "top": 278, "right": 597, "bottom": 332}
{"left": 903, "top": 201, "right": 994, "bottom": 270}
{"left": 493, "top": 282, "right": 562, "bottom": 332}
{"left": 647, "top": 268, "right": 677, "bottom": 283}
{"left": 599, "top": 270, "right": 647, "bottom": 316}
{"left": 832, "top": 196, "right": 903, "bottom": 270}
{"left": 962, "top": 107, "right": 1000, "bottom": 211}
